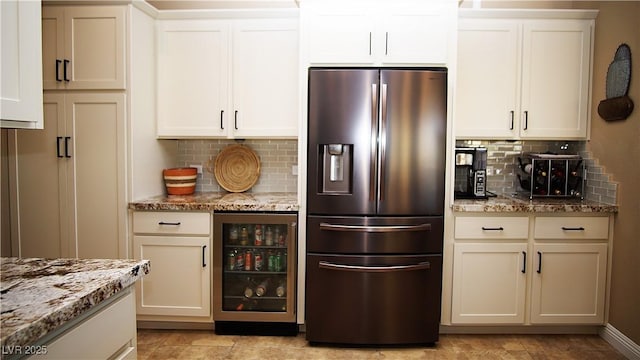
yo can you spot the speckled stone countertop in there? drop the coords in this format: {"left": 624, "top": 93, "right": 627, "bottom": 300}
{"left": 0, "top": 257, "right": 150, "bottom": 349}
{"left": 129, "top": 192, "right": 299, "bottom": 212}
{"left": 452, "top": 193, "right": 618, "bottom": 213}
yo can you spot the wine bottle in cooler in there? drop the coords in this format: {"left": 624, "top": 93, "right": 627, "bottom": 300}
{"left": 256, "top": 278, "right": 270, "bottom": 297}
{"left": 276, "top": 280, "right": 286, "bottom": 297}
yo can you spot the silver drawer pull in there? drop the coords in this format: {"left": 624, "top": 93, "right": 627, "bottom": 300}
{"left": 481, "top": 226, "right": 504, "bottom": 231}
{"left": 158, "top": 221, "right": 181, "bottom": 226}
{"left": 319, "top": 261, "right": 431, "bottom": 273}
{"left": 319, "top": 223, "right": 431, "bottom": 233}
{"left": 561, "top": 226, "right": 585, "bottom": 231}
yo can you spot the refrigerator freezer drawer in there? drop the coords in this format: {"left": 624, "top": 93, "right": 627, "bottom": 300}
{"left": 305, "top": 254, "right": 442, "bottom": 345}
{"left": 307, "top": 215, "right": 443, "bottom": 254}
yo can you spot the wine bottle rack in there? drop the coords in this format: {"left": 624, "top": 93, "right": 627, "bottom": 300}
{"left": 519, "top": 153, "right": 585, "bottom": 200}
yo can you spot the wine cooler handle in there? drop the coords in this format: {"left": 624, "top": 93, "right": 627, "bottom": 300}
{"left": 319, "top": 223, "right": 431, "bottom": 233}
{"left": 522, "top": 251, "right": 527, "bottom": 274}
{"left": 319, "top": 261, "right": 430, "bottom": 273}
{"left": 202, "top": 245, "right": 207, "bottom": 267}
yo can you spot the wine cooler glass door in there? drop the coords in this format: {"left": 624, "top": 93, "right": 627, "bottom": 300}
{"left": 213, "top": 213, "right": 297, "bottom": 322}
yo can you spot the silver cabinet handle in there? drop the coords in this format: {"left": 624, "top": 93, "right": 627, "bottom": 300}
{"left": 385, "top": 32, "right": 389, "bottom": 55}
{"left": 319, "top": 261, "right": 430, "bottom": 273}
{"left": 319, "top": 223, "right": 431, "bottom": 233}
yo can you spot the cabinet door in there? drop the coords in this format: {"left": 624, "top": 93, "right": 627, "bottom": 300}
{"left": 231, "top": 19, "right": 299, "bottom": 138}
{"left": 520, "top": 20, "right": 591, "bottom": 139}
{"left": 41, "top": 7, "right": 65, "bottom": 90}
{"left": 452, "top": 243, "right": 527, "bottom": 324}
{"left": 66, "top": 93, "right": 126, "bottom": 259}
{"left": 304, "top": 7, "right": 375, "bottom": 64}
{"left": 531, "top": 243, "right": 607, "bottom": 324}
{"left": 134, "top": 235, "right": 211, "bottom": 317}
{"left": 42, "top": 6, "right": 126, "bottom": 90}
{"left": 157, "top": 20, "right": 229, "bottom": 138}
{"left": 1, "top": 0, "right": 43, "bottom": 128}
{"left": 380, "top": 2, "right": 449, "bottom": 64}
{"left": 9, "top": 94, "right": 69, "bottom": 258}
{"left": 455, "top": 19, "right": 520, "bottom": 139}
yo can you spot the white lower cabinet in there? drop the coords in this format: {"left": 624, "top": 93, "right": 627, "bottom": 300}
{"left": 451, "top": 214, "right": 610, "bottom": 326}
{"left": 132, "top": 211, "right": 212, "bottom": 320}
{"left": 34, "top": 289, "right": 137, "bottom": 360}
{"left": 452, "top": 243, "right": 527, "bottom": 324}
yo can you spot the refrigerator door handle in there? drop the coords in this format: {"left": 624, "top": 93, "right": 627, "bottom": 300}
{"left": 319, "top": 261, "right": 431, "bottom": 273}
{"left": 378, "top": 83, "right": 388, "bottom": 203}
{"left": 370, "top": 83, "right": 378, "bottom": 202}
{"left": 319, "top": 222, "right": 431, "bottom": 232}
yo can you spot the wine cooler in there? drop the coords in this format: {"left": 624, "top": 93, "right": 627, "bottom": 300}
{"left": 213, "top": 212, "right": 297, "bottom": 335}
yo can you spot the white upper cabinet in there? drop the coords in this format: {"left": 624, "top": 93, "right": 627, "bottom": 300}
{"left": 455, "top": 10, "right": 596, "bottom": 140}
{"left": 156, "top": 16, "right": 299, "bottom": 139}
{"left": 1, "top": 0, "right": 43, "bottom": 129}
{"left": 231, "top": 19, "right": 299, "bottom": 138}
{"left": 42, "top": 6, "right": 126, "bottom": 90}
{"left": 301, "top": 0, "right": 455, "bottom": 65}
{"left": 157, "top": 20, "right": 229, "bottom": 138}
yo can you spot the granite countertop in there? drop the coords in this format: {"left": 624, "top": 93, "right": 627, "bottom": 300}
{"left": 128, "top": 192, "right": 299, "bottom": 212}
{"left": 0, "top": 257, "right": 150, "bottom": 350}
{"left": 452, "top": 193, "right": 618, "bottom": 213}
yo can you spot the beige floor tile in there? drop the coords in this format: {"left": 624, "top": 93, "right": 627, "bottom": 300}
{"left": 135, "top": 329, "right": 625, "bottom": 360}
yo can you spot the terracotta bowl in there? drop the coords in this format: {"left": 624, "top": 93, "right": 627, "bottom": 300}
{"left": 163, "top": 167, "right": 197, "bottom": 195}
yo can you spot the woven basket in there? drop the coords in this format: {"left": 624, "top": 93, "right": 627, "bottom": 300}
{"left": 163, "top": 167, "right": 197, "bottom": 195}
{"left": 214, "top": 144, "right": 260, "bottom": 192}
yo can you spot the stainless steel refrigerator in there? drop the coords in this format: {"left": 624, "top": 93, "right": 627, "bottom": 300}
{"left": 305, "top": 68, "right": 447, "bottom": 345}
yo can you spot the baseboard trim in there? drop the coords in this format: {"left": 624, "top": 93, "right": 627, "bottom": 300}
{"left": 600, "top": 323, "right": 640, "bottom": 360}
{"left": 440, "top": 324, "right": 600, "bottom": 335}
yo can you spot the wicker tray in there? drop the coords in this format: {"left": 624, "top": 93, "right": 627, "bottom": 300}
{"left": 214, "top": 144, "right": 260, "bottom": 192}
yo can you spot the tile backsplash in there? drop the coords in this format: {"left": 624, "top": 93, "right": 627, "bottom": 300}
{"left": 176, "top": 139, "right": 298, "bottom": 193}
{"left": 176, "top": 138, "right": 617, "bottom": 205}
{"left": 456, "top": 140, "right": 618, "bottom": 205}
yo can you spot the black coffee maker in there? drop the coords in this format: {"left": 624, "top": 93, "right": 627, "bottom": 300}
{"left": 454, "top": 147, "right": 488, "bottom": 199}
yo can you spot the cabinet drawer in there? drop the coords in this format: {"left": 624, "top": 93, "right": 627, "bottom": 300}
{"left": 133, "top": 211, "right": 211, "bottom": 235}
{"left": 534, "top": 216, "right": 609, "bottom": 240}
{"left": 454, "top": 216, "right": 529, "bottom": 239}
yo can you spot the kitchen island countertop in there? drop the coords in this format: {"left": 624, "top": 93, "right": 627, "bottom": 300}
{"left": 129, "top": 192, "right": 299, "bottom": 212}
{"left": 453, "top": 193, "right": 618, "bottom": 213}
{"left": 0, "top": 257, "right": 150, "bottom": 350}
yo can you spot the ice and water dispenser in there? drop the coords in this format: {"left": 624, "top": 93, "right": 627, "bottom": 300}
{"left": 319, "top": 144, "right": 352, "bottom": 194}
